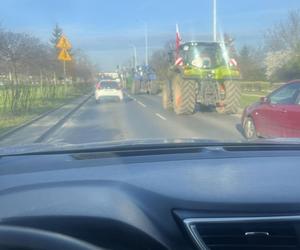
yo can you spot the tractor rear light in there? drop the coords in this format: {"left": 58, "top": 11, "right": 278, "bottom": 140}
{"left": 219, "top": 84, "right": 226, "bottom": 100}
{"left": 219, "top": 84, "right": 225, "bottom": 93}
{"left": 216, "top": 101, "right": 225, "bottom": 107}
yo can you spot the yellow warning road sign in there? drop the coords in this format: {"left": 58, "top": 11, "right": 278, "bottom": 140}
{"left": 56, "top": 35, "right": 72, "bottom": 50}
{"left": 58, "top": 49, "right": 72, "bottom": 61}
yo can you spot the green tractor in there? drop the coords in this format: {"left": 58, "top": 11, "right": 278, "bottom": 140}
{"left": 162, "top": 41, "right": 241, "bottom": 115}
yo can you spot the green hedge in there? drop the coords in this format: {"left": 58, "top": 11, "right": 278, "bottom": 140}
{"left": 239, "top": 81, "right": 283, "bottom": 93}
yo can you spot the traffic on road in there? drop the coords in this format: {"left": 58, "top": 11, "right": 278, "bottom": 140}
{"left": 95, "top": 80, "right": 124, "bottom": 103}
{"left": 242, "top": 80, "right": 300, "bottom": 139}
{"left": 1, "top": 1, "right": 300, "bottom": 250}
{"left": 0, "top": 1, "right": 299, "bottom": 146}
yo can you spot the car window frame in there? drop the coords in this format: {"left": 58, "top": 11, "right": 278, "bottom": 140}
{"left": 268, "top": 83, "right": 300, "bottom": 105}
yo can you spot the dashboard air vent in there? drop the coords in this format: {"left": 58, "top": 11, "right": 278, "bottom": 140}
{"left": 184, "top": 216, "right": 300, "bottom": 250}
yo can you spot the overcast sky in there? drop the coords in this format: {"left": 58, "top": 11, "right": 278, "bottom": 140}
{"left": 0, "top": 0, "right": 299, "bottom": 70}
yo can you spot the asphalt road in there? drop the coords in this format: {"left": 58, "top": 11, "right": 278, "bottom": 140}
{"left": 44, "top": 93, "right": 244, "bottom": 145}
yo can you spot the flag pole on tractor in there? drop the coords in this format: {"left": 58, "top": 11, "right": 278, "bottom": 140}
{"left": 56, "top": 34, "right": 72, "bottom": 79}
{"left": 175, "top": 24, "right": 183, "bottom": 66}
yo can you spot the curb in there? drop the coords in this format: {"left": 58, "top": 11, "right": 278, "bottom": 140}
{"left": 34, "top": 93, "right": 92, "bottom": 143}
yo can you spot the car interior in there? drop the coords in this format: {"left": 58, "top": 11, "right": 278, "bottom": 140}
{"left": 1, "top": 142, "right": 300, "bottom": 250}
{"left": 1, "top": 1, "right": 300, "bottom": 250}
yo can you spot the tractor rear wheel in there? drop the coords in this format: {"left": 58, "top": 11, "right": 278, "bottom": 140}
{"left": 162, "top": 82, "right": 172, "bottom": 110}
{"left": 216, "top": 80, "right": 241, "bottom": 114}
{"left": 172, "top": 75, "right": 196, "bottom": 115}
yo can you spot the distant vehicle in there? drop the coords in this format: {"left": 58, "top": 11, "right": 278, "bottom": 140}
{"left": 99, "top": 75, "right": 113, "bottom": 81}
{"left": 98, "top": 73, "right": 121, "bottom": 84}
{"left": 242, "top": 81, "right": 300, "bottom": 139}
{"left": 95, "top": 80, "right": 123, "bottom": 103}
{"left": 162, "top": 42, "right": 241, "bottom": 115}
{"left": 131, "top": 65, "right": 159, "bottom": 95}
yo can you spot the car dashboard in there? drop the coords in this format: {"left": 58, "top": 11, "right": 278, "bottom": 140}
{"left": 0, "top": 144, "right": 300, "bottom": 250}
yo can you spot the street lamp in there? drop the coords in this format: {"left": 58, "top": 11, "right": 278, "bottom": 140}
{"left": 212, "top": 0, "right": 217, "bottom": 42}
{"left": 145, "top": 24, "right": 149, "bottom": 66}
{"left": 131, "top": 45, "right": 137, "bottom": 69}
{"left": 133, "top": 20, "right": 149, "bottom": 66}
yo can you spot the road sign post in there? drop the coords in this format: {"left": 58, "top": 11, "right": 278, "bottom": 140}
{"left": 56, "top": 35, "right": 72, "bottom": 80}
{"left": 63, "top": 61, "right": 66, "bottom": 79}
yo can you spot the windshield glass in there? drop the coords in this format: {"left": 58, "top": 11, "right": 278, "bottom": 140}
{"left": 100, "top": 82, "right": 119, "bottom": 89}
{"left": 182, "top": 43, "right": 224, "bottom": 68}
{"left": 0, "top": 0, "right": 300, "bottom": 151}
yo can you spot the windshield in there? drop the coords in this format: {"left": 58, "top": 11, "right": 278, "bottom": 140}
{"left": 1, "top": 0, "right": 300, "bottom": 151}
{"left": 100, "top": 82, "right": 119, "bottom": 89}
{"left": 182, "top": 43, "right": 224, "bottom": 68}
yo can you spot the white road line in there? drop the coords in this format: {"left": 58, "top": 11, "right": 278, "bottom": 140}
{"left": 231, "top": 113, "right": 242, "bottom": 118}
{"left": 125, "top": 93, "right": 137, "bottom": 101}
{"left": 155, "top": 113, "right": 167, "bottom": 121}
{"left": 137, "top": 101, "right": 147, "bottom": 108}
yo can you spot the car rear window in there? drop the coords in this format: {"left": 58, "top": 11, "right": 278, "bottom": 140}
{"left": 100, "top": 82, "right": 119, "bottom": 89}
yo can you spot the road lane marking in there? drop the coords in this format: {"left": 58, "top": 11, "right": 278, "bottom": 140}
{"left": 137, "top": 101, "right": 147, "bottom": 108}
{"left": 125, "top": 92, "right": 137, "bottom": 101}
{"left": 231, "top": 113, "right": 242, "bottom": 118}
{"left": 155, "top": 113, "right": 167, "bottom": 121}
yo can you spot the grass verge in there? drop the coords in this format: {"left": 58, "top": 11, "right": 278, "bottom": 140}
{"left": 240, "top": 93, "right": 262, "bottom": 110}
{"left": 0, "top": 83, "right": 92, "bottom": 136}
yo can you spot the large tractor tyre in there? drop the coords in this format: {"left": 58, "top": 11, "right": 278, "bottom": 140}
{"left": 150, "top": 82, "right": 159, "bottom": 95}
{"left": 172, "top": 75, "right": 196, "bottom": 115}
{"left": 131, "top": 81, "right": 140, "bottom": 95}
{"left": 216, "top": 80, "right": 241, "bottom": 114}
{"left": 162, "top": 83, "right": 173, "bottom": 110}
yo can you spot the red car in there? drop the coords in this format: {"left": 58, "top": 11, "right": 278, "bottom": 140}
{"left": 242, "top": 81, "right": 300, "bottom": 139}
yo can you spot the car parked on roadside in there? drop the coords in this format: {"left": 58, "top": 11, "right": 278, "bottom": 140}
{"left": 95, "top": 80, "right": 123, "bottom": 103}
{"left": 242, "top": 80, "right": 300, "bottom": 139}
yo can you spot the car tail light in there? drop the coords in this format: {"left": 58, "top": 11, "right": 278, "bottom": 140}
{"left": 96, "top": 83, "right": 101, "bottom": 89}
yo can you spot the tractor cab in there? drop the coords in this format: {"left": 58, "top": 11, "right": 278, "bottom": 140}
{"left": 179, "top": 42, "right": 228, "bottom": 69}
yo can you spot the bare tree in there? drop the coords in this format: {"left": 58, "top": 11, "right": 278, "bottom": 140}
{"left": 265, "top": 10, "right": 300, "bottom": 52}
{"left": 264, "top": 10, "right": 300, "bottom": 80}
{"left": 0, "top": 29, "right": 93, "bottom": 82}
{"left": 149, "top": 40, "right": 174, "bottom": 81}
{"left": 238, "top": 45, "right": 266, "bottom": 81}
{"left": 0, "top": 31, "right": 45, "bottom": 83}
{"left": 71, "top": 49, "right": 94, "bottom": 82}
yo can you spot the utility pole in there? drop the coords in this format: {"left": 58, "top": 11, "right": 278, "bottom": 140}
{"left": 145, "top": 24, "right": 149, "bottom": 66}
{"left": 212, "top": 0, "right": 217, "bottom": 42}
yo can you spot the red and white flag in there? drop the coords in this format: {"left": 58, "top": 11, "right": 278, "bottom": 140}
{"left": 229, "top": 58, "right": 238, "bottom": 67}
{"left": 175, "top": 24, "right": 183, "bottom": 66}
